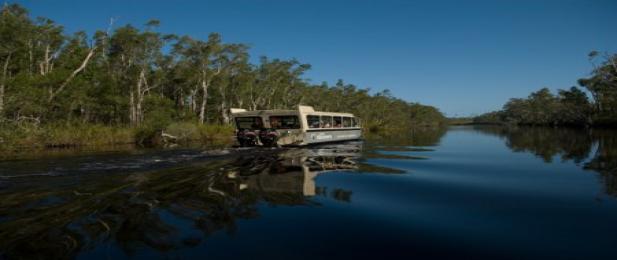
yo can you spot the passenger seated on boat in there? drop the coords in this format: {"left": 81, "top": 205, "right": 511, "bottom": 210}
{"left": 334, "top": 117, "right": 342, "bottom": 128}
{"left": 308, "top": 115, "right": 320, "bottom": 128}
{"left": 270, "top": 117, "right": 281, "bottom": 128}
{"left": 321, "top": 115, "right": 333, "bottom": 128}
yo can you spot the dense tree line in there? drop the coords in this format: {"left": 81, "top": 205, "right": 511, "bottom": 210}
{"left": 0, "top": 4, "right": 444, "bottom": 135}
{"left": 474, "top": 52, "right": 617, "bottom": 127}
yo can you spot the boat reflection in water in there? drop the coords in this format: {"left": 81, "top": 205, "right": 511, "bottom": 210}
{"left": 235, "top": 143, "right": 361, "bottom": 197}
{"left": 0, "top": 142, "right": 367, "bottom": 259}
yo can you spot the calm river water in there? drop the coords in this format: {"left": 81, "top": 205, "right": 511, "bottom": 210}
{"left": 1, "top": 126, "right": 617, "bottom": 259}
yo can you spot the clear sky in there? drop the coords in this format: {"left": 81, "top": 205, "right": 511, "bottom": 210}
{"left": 14, "top": 0, "right": 617, "bottom": 116}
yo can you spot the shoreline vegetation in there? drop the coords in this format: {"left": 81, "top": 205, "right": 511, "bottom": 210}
{"left": 0, "top": 4, "right": 446, "bottom": 155}
{"left": 0, "top": 122, "right": 234, "bottom": 150}
{"left": 471, "top": 52, "right": 617, "bottom": 128}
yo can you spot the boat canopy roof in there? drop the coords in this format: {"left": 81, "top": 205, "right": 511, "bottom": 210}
{"left": 231, "top": 106, "right": 355, "bottom": 118}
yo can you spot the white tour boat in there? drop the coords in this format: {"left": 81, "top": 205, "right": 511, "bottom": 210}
{"left": 230, "top": 105, "right": 362, "bottom": 147}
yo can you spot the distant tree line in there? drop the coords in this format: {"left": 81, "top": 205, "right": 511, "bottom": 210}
{"left": 0, "top": 4, "right": 445, "bottom": 134}
{"left": 474, "top": 52, "right": 617, "bottom": 127}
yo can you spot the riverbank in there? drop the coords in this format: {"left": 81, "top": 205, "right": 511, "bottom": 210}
{"left": 0, "top": 122, "right": 234, "bottom": 157}
{"left": 0, "top": 121, "right": 446, "bottom": 160}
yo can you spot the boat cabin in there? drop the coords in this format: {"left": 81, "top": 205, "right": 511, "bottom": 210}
{"left": 230, "top": 105, "right": 362, "bottom": 146}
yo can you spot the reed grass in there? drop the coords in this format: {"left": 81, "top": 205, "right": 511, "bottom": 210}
{"left": 0, "top": 121, "right": 234, "bottom": 154}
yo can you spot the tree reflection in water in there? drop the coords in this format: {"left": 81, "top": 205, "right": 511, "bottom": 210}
{"left": 472, "top": 126, "right": 617, "bottom": 196}
{"left": 365, "top": 127, "right": 447, "bottom": 147}
{"left": 0, "top": 142, "right": 405, "bottom": 258}
{"left": 584, "top": 131, "right": 617, "bottom": 197}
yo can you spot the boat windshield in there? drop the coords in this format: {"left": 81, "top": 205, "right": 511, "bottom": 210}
{"left": 235, "top": 117, "right": 263, "bottom": 130}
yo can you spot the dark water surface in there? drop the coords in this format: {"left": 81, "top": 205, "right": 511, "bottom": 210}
{"left": 1, "top": 126, "right": 617, "bottom": 259}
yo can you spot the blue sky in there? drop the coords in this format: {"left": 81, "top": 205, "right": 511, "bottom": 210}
{"left": 15, "top": 0, "right": 617, "bottom": 116}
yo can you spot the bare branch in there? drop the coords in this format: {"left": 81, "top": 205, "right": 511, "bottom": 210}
{"left": 140, "top": 69, "right": 157, "bottom": 94}
{"left": 48, "top": 47, "right": 96, "bottom": 102}
{"left": 107, "top": 17, "right": 115, "bottom": 35}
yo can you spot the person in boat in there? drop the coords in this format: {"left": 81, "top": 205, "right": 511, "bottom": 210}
{"left": 323, "top": 117, "right": 332, "bottom": 128}
{"left": 310, "top": 120, "right": 320, "bottom": 128}
{"left": 334, "top": 117, "right": 342, "bottom": 128}
{"left": 270, "top": 117, "right": 281, "bottom": 129}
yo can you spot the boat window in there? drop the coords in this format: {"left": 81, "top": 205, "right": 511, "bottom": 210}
{"left": 307, "top": 115, "right": 320, "bottom": 128}
{"left": 351, "top": 117, "right": 360, "bottom": 127}
{"left": 269, "top": 116, "right": 301, "bottom": 129}
{"left": 321, "top": 116, "right": 333, "bottom": 128}
{"left": 343, "top": 117, "right": 352, "bottom": 127}
{"left": 236, "top": 117, "right": 263, "bottom": 130}
{"left": 333, "top": 117, "right": 342, "bottom": 128}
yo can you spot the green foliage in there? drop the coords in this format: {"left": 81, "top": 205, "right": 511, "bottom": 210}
{"left": 578, "top": 52, "right": 617, "bottom": 126}
{"left": 163, "top": 122, "right": 233, "bottom": 145}
{"left": 143, "top": 95, "right": 175, "bottom": 128}
{"left": 43, "top": 123, "right": 134, "bottom": 147}
{"left": 476, "top": 52, "right": 616, "bottom": 127}
{"left": 0, "top": 121, "right": 133, "bottom": 150}
{"left": 0, "top": 4, "right": 445, "bottom": 148}
{"left": 194, "top": 124, "right": 234, "bottom": 145}
{"left": 301, "top": 81, "right": 445, "bottom": 131}
{"left": 473, "top": 111, "right": 506, "bottom": 125}
{"left": 475, "top": 87, "right": 593, "bottom": 126}
{"left": 164, "top": 122, "right": 200, "bottom": 142}
{"left": 133, "top": 124, "right": 160, "bottom": 146}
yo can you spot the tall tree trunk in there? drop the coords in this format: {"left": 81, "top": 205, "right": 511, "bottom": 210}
{"left": 28, "top": 41, "right": 33, "bottom": 75}
{"left": 221, "top": 100, "right": 229, "bottom": 124}
{"left": 190, "top": 88, "right": 197, "bottom": 114}
{"left": 129, "top": 89, "right": 136, "bottom": 126}
{"left": 219, "top": 84, "right": 229, "bottom": 124}
{"left": 249, "top": 85, "right": 258, "bottom": 110}
{"left": 137, "top": 68, "right": 150, "bottom": 124}
{"left": 41, "top": 44, "right": 50, "bottom": 75}
{"left": 0, "top": 53, "right": 11, "bottom": 118}
{"left": 136, "top": 71, "right": 143, "bottom": 124}
{"left": 177, "top": 89, "right": 184, "bottom": 110}
{"left": 199, "top": 78, "right": 208, "bottom": 124}
{"left": 131, "top": 68, "right": 147, "bottom": 125}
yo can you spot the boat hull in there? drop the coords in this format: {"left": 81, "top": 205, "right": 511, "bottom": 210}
{"left": 302, "top": 128, "right": 362, "bottom": 145}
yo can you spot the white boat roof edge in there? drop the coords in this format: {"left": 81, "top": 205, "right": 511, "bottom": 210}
{"left": 230, "top": 105, "right": 356, "bottom": 117}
